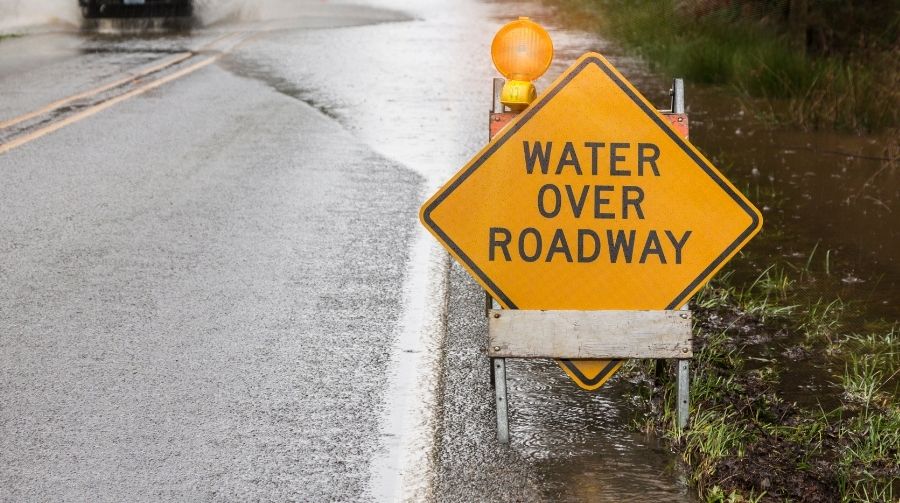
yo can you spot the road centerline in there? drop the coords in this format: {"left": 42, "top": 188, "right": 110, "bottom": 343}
{"left": 0, "top": 31, "right": 256, "bottom": 156}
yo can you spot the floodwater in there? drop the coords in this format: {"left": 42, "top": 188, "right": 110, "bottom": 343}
{"left": 687, "top": 84, "right": 899, "bottom": 407}
{"left": 4, "top": 0, "right": 895, "bottom": 499}
{"left": 535, "top": 1, "right": 899, "bottom": 411}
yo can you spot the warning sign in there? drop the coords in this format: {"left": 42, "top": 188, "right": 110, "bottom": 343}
{"left": 421, "top": 52, "right": 762, "bottom": 389}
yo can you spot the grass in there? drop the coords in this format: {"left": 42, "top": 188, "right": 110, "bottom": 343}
{"left": 801, "top": 297, "right": 845, "bottom": 344}
{"left": 838, "top": 328, "right": 900, "bottom": 371}
{"left": 683, "top": 406, "right": 751, "bottom": 483}
{"left": 705, "top": 486, "right": 765, "bottom": 503}
{"left": 550, "top": 0, "right": 899, "bottom": 132}
{"left": 693, "top": 267, "right": 800, "bottom": 323}
{"left": 627, "top": 261, "right": 899, "bottom": 501}
{"left": 840, "top": 357, "right": 885, "bottom": 404}
{"left": 836, "top": 405, "right": 900, "bottom": 502}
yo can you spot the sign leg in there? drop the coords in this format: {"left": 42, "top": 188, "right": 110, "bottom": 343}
{"left": 494, "top": 358, "right": 510, "bottom": 443}
{"left": 492, "top": 77, "right": 504, "bottom": 113}
{"left": 489, "top": 357, "right": 496, "bottom": 389}
{"left": 671, "top": 77, "right": 685, "bottom": 113}
{"left": 677, "top": 359, "right": 690, "bottom": 429}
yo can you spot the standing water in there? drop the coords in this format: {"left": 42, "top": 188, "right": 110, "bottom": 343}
{"left": 10, "top": 0, "right": 893, "bottom": 498}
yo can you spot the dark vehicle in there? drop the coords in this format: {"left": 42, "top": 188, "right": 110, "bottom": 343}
{"left": 79, "top": 0, "right": 193, "bottom": 18}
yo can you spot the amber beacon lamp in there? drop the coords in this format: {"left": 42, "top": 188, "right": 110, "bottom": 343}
{"left": 491, "top": 17, "right": 554, "bottom": 111}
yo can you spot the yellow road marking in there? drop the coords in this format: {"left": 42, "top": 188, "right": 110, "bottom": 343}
{"left": 0, "top": 29, "right": 260, "bottom": 156}
{"left": 0, "top": 31, "right": 241, "bottom": 132}
{"left": 0, "top": 55, "right": 219, "bottom": 155}
{"left": 0, "top": 52, "right": 192, "bottom": 131}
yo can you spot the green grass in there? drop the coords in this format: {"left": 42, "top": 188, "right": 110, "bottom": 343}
{"left": 764, "top": 407, "right": 832, "bottom": 464}
{"left": 552, "top": 0, "right": 899, "bottom": 132}
{"left": 836, "top": 405, "right": 900, "bottom": 502}
{"left": 694, "top": 266, "right": 800, "bottom": 323}
{"left": 627, "top": 258, "right": 899, "bottom": 500}
{"left": 838, "top": 328, "right": 900, "bottom": 370}
{"left": 801, "top": 298, "right": 845, "bottom": 344}
{"left": 656, "top": 328, "right": 899, "bottom": 500}
{"left": 705, "top": 486, "right": 765, "bottom": 503}
{"left": 840, "top": 357, "right": 886, "bottom": 405}
{"left": 753, "top": 265, "right": 794, "bottom": 299}
{"left": 682, "top": 406, "right": 752, "bottom": 483}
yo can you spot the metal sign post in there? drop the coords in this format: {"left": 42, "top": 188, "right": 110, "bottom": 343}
{"left": 489, "top": 77, "right": 513, "bottom": 444}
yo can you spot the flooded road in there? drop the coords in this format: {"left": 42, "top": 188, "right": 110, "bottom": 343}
{"left": 259, "top": 0, "right": 899, "bottom": 497}
{"left": 220, "top": 0, "right": 698, "bottom": 499}
{"left": 1, "top": 0, "right": 698, "bottom": 500}
{"left": 3, "top": 0, "right": 894, "bottom": 500}
{"left": 1, "top": 4, "right": 426, "bottom": 501}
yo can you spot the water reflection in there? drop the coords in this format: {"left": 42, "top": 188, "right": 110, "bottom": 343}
{"left": 508, "top": 359, "right": 692, "bottom": 501}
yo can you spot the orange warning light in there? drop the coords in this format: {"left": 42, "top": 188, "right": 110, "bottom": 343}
{"left": 491, "top": 17, "right": 554, "bottom": 110}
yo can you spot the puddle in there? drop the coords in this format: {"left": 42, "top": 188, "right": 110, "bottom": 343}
{"left": 509, "top": 359, "right": 691, "bottom": 501}
{"left": 681, "top": 83, "right": 899, "bottom": 407}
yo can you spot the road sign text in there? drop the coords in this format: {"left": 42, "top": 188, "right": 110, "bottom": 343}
{"left": 487, "top": 139, "right": 692, "bottom": 265}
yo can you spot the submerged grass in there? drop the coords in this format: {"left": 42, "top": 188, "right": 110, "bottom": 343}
{"left": 801, "top": 298, "right": 845, "bottom": 344}
{"left": 550, "top": 0, "right": 899, "bottom": 132}
{"left": 840, "top": 357, "right": 886, "bottom": 404}
{"left": 627, "top": 262, "right": 900, "bottom": 501}
{"left": 838, "top": 328, "right": 900, "bottom": 371}
{"left": 693, "top": 265, "right": 801, "bottom": 323}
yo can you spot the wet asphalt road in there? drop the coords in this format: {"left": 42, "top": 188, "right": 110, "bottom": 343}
{"left": 1, "top": 1, "right": 693, "bottom": 501}
{"left": 1, "top": 5, "right": 422, "bottom": 501}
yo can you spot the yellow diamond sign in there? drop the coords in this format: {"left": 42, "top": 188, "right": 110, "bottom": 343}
{"left": 421, "top": 53, "right": 762, "bottom": 390}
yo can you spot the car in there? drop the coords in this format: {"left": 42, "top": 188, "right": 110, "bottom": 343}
{"left": 79, "top": 0, "right": 193, "bottom": 18}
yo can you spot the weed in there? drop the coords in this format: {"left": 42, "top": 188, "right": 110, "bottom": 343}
{"left": 764, "top": 407, "right": 832, "bottom": 459}
{"left": 705, "top": 485, "right": 766, "bottom": 503}
{"left": 556, "top": 0, "right": 899, "bottom": 131}
{"left": 695, "top": 329, "right": 742, "bottom": 370}
{"left": 842, "top": 407, "right": 900, "bottom": 466}
{"left": 837, "top": 477, "right": 897, "bottom": 503}
{"left": 801, "top": 298, "right": 845, "bottom": 344}
{"left": 836, "top": 404, "right": 900, "bottom": 501}
{"left": 637, "top": 264, "right": 898, "bottom": 500}
{"left": 792, "top": 239, "right": 823, "bottom": 282}
{"left": 692, "top": 371, "right": 742, "bottom": 404}
{"left": 753, "top": 265, "right": 794, "bottom": 300}
{"left": 682, "top": 406, "right": 752, "bottom": 485}
{"left": 694, "top": 282, "right": 734, "bottom": 310}
{"left": 696, "top": 265, "right": 801, "bottom": 323}
{"left": 734, "top": 290, "right": 797, "bottom": 322}
{"left": 840, "top": 357, "right": 884, "bottom": 405}
{"left": 838, "top": 327, "right": 900, "bottom": 373}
